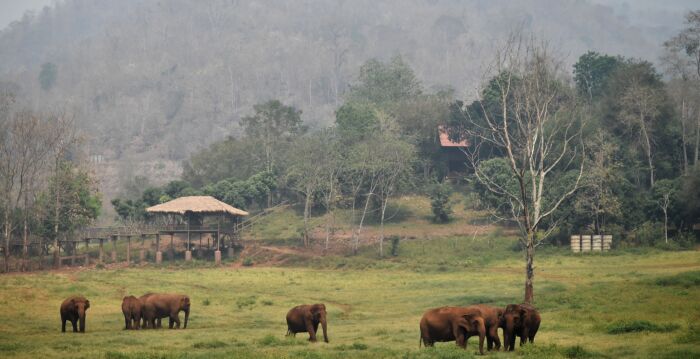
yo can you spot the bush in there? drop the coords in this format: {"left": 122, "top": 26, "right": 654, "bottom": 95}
{"left": 202, "top": 298, "right": 211, "bottom": 306}
{"left": 634, "top": 222, "right": 664, "bottom": 247}
{"left": 654, "top": 271, "right": 700, "bottom": 288}
{"left": 192, "top": 340, "right": 227, "bottom": 349}
{"left": 390, "top": 236, "right": 400, "bottom": 256}
{"left": 562, "top": 345, "right": 596, "bottom": 358}
{"left": 236, "top": 296, "right": 257, "bottom": 310}
{"left": 242, "top": 258, "right": 254, "bottom": 266}
{"left": 429, "top": 182, "right": 452, "bottom": 223}
{"left": 606, "top": 320, "right": 680, "bottom": 334}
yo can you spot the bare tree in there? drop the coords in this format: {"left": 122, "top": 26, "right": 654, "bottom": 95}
{"left": 459, "top": 35, "right": 585, "bottom": 303}
{"left": 619, "top": 79, "right": 662, "bottom": 187}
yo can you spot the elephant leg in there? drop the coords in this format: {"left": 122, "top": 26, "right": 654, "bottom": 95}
{"left": 305, "top": 318, "right": 317, "bottom": 342}
{"left": 61, "top": 318, "right": 67, "bottom": 333}
{"left": 124, "top": 314, "right": 130, "bottom": 330}
{"left": 487, "top": 336, "right": 493, "bottom": 350}
{"left": 134, "top": 314, "right": 141, "bottom": 330}
{"left": 156, "top": 317, "right": 162, "bottom": 328}
{"left": 171, "top": 313, "right": 181, "bottom": 329}
{"left": 71, "top": 319, "right": 78, "bottom": 333}
{"left": 520, "top": 328, "right": 529, "bottom": 346}
{"left": 489, "top": 326, "right": 501, "bottom": 350}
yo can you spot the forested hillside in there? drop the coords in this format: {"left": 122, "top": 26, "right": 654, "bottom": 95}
{"left": 0, "top": 0, "right": 672, "bottom": 215}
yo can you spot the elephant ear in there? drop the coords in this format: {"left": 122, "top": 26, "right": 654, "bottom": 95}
{"left": 461, "top": 314, "right": 480, "bottom": 331}
{"left": 85, "top": 300, "right": 90, "bottom": 309}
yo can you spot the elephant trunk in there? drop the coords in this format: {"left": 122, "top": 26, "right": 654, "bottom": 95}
{"left": 321, "top": 314, "right": 328, "bottom": 343}
{"left": 505, "top": 320, "right": 516, "bottom": 351}
{"left": 78, "top": 309, "right": 86, "bottom": 333}
{"left": 183, "top": 308, "right": 189, "bottom": 329}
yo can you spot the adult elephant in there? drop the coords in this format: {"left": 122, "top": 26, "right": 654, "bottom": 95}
{"left": 121, "top": 295, "right": 142, "bottom": 330}
{"left": 468, "top": 304, "right": 503, "bottom": 351}
{"left": 140, "top": 293, "right": 190, "bottom": 329}
{"left": 419, "top": 306, "right": 486, "bottom": 355}
{"left": 60, "top": 296, "right": 90, "bottom": 333}
{"left": 502, "top": 303, "right": 541, "bottom": 351}
{"left": 286, "top": 304, "right": 328, "bottom": 342}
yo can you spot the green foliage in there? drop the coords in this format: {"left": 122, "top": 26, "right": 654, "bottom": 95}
{"left": 192, "top": 340, "right": 227, "bottom": 349}
{"left": 606, "top": 320, "right": 680, "bottom": 334}
{"left": 349, "top": 56, "right": 421, "bottom": 106}
{"left": 573, "top": 51, "right": 620, "bottom": 99}
{"left": 389, "top": 236, "right": 400, "bottom": 257}
{"left": 38, "top": 62, "right": 57, "bottom": 91}
{"left": 203, "top": 171, "right": 276, "bottom": 210}
{"left": 242, "top": 258, "right": 254, "bottom": 267}
{"left": 675, "top": 324, "right": 700, "bottom": 344}
{"left": 655, "top": 271, "right": 700, "bottom": 288}
{"left": 182, "top": 137, "right": 263, "bottom": 187}
{"left": 429, "top": 182, "right": 452, "bottom": 223}
{"left": 335, "top": 101, "right": 379, "bottom": 143}
{"left": 37, "top": 161, "right": 101, "bottom": 235}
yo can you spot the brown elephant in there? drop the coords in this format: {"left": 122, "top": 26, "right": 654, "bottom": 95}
{"left": 468, "top": 304, "right": 503, "bottom": 351}
{"left": 140, "top": 293, "right": 190, "bottom": 329}
{"left": 60, "top": 296, "right": 90, "bottom": 333}
{"left": 121, "top": 295, "right": 142, "bottom": 330}
{"left": 419, "top": 306, "right": 486, "bottom": 355}
{"left": 286, "top": 304, "right": 328, "bottom": 342}
{"left": 502, "top": 303, "right": 541, "bottom": 351}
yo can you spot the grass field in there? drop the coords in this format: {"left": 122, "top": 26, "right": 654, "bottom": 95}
{"left": 1, "top": 234, "right": 699, "bottom": 359}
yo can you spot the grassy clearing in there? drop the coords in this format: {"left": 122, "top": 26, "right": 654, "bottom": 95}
{"left": 0, "top": 236, "right": 698, "bottom": 358}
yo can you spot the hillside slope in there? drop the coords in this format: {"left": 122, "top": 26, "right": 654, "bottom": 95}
{"left": 0, "top": 0, "right": 671, "bottom": 208}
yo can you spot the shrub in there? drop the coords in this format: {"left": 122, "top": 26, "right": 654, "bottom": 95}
{"left": 390, "top": 236, "right": 400, "bottom": 256}
{"left": 202, "top": 298, "right": 211, "bottom": 306}
{"left": 562, "top": 345, "right": 595, "bottom": 358}
{"left": 606, "top": 320, "right": 680, "bottom": 334}
{"left": 242, "top": 258, "right": 254, "bottom": 267}
{"left": 675, "top": 324, "right": 700, "bottom": 344}
{"left": 236, "top": 296, "right": 257, "bottom": 310}
{"left": 654, "top": 271, "right": 700, "bottom": 288}
{"left": 429, "top": 182, "right": 452, "bottom": 223}
{"left": 192, "top": 340, "right": 227, "bottom": 349}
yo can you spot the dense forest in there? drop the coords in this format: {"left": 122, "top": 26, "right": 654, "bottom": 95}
{"left": 1, "top": 2, "right": 700, "bottom": 266}
{"left": 0, "top": 0, "right": 687, "bottom": 216}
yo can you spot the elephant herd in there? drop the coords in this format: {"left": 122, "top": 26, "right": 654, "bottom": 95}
{"left": 61, "top": 294, "right": 539, "bottom": 355}
{"left": 59, "top": 293, "right": 190, "bottom": 332}
{"left": 420, "top": 303, "right": 541, "bottom": 354}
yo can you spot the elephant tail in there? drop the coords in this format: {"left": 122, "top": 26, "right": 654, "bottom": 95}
{"left": 419, "top": 335, "right": 422, "bottom": 348}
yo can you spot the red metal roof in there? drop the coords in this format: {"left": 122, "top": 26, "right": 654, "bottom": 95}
{"left": 438, "top": 126, "right": 468, "bottom": 147}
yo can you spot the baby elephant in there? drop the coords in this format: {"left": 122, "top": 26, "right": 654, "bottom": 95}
{"left": 122, "top": 295, "right": 142, "bottom": 330}
{"left": 286, "top": 304, "right": 328, "bottom": 342}
{"left": 60, "top": 296, "right": 90, "bottom": 333}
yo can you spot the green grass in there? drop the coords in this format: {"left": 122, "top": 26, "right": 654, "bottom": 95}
{"left": 0, "top": 235, "right": 698, "bottom": 358}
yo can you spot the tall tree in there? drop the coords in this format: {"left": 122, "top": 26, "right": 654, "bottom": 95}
{"left": 240, "top": 100, "right": 305, "bottom": 173}
{"left": 458, "top": 36, "right": 585, "bottom": 303}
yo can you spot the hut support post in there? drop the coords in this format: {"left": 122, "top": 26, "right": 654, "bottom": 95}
{"left": 214, "top": 230, "right": 221, "bottom": 265}
{"left": 139, "top": 235, "right": 145, "bottom": 263}
{"left": 155, "top": 234, "right": 162, "bottom": 264}
{"left": 111, "top": 235, "right": 118, "bottom": 262}
{"left": 84, "top": 239, "right": 89, "bottom": 266}
{"left": 168, "top": 234, "right": 174, "bottom": 261}
{"left": 99, "top": 238, "right": 104, "bottom": 263}
{"left": 185, "top": 215, "right": 192, "bottom": 262}
{"left": 126, "top": 235, "right": 131, "bottom": 266}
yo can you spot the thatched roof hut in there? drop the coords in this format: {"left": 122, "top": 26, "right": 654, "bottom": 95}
{"left": 146, "top": 196, "right": 249, "bottom": 217}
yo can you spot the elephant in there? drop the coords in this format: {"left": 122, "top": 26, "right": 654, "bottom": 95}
{"left": 419, "top": 306, "right": 486, "bottom": 355}
{"left": 286, "top": 304, "right": 328, "bottom": 343}
{"left": 140, "top": 293, "right": 190, "bottom": 329}
{"left": 468, "top": 304, "right": 504, "bottom": 351}
{"left": 501, "top": 303, "right": 541, "bottom": 351}
{"left": 121, "top": 295, "right": 142, "bottom": 330}
{"left": 60, "top": 296, "right": 90, "bottom": 333}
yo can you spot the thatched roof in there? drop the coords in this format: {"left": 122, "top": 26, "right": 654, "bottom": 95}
{"left": 146, "top": 196, "right": 249, "bottom": 217}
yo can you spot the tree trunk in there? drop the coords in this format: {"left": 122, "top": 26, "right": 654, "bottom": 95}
{"left": 303, "top": 191, "right": 312, "bottom": 247}
{"left": 695, "top": 110, "right": 700, "bottom": 167}
{"left": 681, "top": 99, "right": 688, "bottom": 174}
{"left": 663, "top": 206, "right": 668, "bottom": 244}
{"left": 4, "top": 211, "right": 10, "bottom": 273}
{"left": 356, "top": 192, "right": 373, "bottom": 255}
{"left": 379, "top": 196, "right": 389, "bottom": 258}
{"left": 524, "top": 231, "right": 535, "bottom": 304}
{"left": 640, "top": 119, "right": 654, "bottom": 187}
